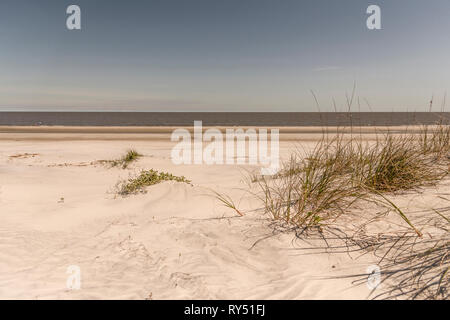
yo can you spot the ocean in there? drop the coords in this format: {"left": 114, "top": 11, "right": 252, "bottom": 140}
{"left": 0, "top": 112, "right": 449, "bottom": 127}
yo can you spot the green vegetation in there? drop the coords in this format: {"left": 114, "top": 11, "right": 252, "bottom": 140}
{"left": 117, "top": 169, "right": 191, "bottom": 195}
{"left": 255, "top": 124, "right": 450, "bottom": 235}
{"left": 109, "top": 149, "right": 142, "bottom": 169}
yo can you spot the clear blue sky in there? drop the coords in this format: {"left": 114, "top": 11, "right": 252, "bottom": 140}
{"left": 0, "top": 0, "right": 449, "bottom": 111}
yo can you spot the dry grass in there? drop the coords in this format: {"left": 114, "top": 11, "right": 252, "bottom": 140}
{"left": 344, "top": 208, "right": 450, "bottom": 300}
{"left": 290, "top": 210, "right": 449, "bottom": 300}
{"left": 376, "top": 238, "right": 449, "bottom": 300}
{"left": 255, "top": 124, "right": 450, "bottom": 235}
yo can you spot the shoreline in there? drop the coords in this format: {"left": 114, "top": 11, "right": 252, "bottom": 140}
{"left": 0, "top": 125, "right": 442, "bottom": 141}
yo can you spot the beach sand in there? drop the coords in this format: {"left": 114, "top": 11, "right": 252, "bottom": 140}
{"left": 0, "top": 127, "right": 447, "bottom": 299}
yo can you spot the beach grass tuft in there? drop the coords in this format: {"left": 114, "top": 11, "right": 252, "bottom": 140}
{"left": 256, "top": 124, "right": 450, "bottom": 235}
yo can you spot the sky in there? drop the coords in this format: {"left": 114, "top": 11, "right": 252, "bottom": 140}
{"left": 0, "top": 0, "right": 449, "bottom": 112}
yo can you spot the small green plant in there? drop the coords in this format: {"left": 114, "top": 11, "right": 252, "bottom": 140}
{"left": 117, "top": 169, "right": 191, "bottom": 195}
{"left": 109, "top": 149, "right": 142, "bottom": 169}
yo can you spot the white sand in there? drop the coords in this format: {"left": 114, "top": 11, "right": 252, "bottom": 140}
{"left": 0, "top": 129, "right": 446, "bottom": 299}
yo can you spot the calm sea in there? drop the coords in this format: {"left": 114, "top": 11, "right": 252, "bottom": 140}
{"left": 0, "top": 112, "right": 449, "bottom": 127}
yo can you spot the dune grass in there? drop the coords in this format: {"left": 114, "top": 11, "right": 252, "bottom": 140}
{"left": 376, "top": 238, "right": 449, "bottom": 300}
{"left": 251, "top": 122, "right": 449, "bottom": 299}
{"left": 293, "top": 207, "right": 449, "bottom": 300}
{"left": 341, "top": 206, "right": 450, "bottom": 300}
{"left": 255, "top": 124, "right": 450, "bottom": 235}
{"left": 117, "top": 169, "right": 191, "bottom": 195}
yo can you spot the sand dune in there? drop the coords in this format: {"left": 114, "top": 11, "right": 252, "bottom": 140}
{"left": 0, "top": 132, "right": 447, "bottom": 299}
